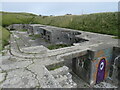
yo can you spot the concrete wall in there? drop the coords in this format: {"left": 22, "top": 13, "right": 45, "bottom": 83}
{"left": 51, "top": 30, "right": 73, "bottom": 44}
{"left": 26, "top": 25, "right": 86, "bottom": 45}
{"left": 8, "top": 24, "right": 24, "bottom": 30}
{"left": 51, "top": 30, "right": 83, "bottom": 45}
{"left": 61, "top": 50, "right": 88, "bottom": 70}
{"left": 27, "top": 25, "right": 43, "bottom": 35}
{"left": 22, "top": 24, "right": 30, "bottom": 30}
{"left": 33, "top": 26, "right": 42, "bottom": 35}
{"left": 72, "top": 54, "right": 91, "bottom": 84}
{"left": 109, "top": 46, "right": 120, "bottom": 86}
{"left": 88, "top": 45, "right": 113, "bottom": 86}
{"left": 61, "top": 44, "right": 115, "bottom": 86}
{"left": 27, "top": 25, "right": 33, "bottom": 35}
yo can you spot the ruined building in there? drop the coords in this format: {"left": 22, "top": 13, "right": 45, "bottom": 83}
{"left": 2, "top": 24, "right": 119, "bottom": 88}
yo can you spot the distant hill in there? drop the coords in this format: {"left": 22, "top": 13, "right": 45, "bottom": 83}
{"left": 1, "top": 11, "right": 37, "bottom": 27}
{"left": 1, "top": 11, "right": 118, "bottom": 36}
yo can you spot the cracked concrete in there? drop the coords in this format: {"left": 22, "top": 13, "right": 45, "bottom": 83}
{"left": 0, "top": 24, "right": 119, "bottom": 88}
{"left": 0, "top": 73, "right": 6, "bottom": 83}
{"left": 0, "top": 69, "right": 40, "bottom": 88}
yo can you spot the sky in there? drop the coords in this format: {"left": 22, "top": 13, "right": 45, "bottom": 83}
{"left": 1, "top": 0, "right": 119, "bottom": 2}
{"left": 1, "top": 2, "right": 118, "bottom": 16}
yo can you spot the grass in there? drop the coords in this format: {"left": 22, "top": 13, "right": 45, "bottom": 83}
{"left": 1, "top": 11, "right": 37, "bottom": 27}
{"left": 33, "top": 12, "right": 118, "bottom": 36}
{"left": 29, "top": 35, "right": 33, "bottom": 37}
{"left": 47, "top": 44, "right": 70, "bottom": 50}
{"left": 20, "top": 29, "right": 27, "bottom": 32}
{"left": 0, "top": 26, "right": 10, "bottom": 51}
{"left": 1, "top": 11, "right": 119, "bottom": 36}
{"left": 31, "top": 37, "right": 36, "bottom": 40}
{"left": 49, "top": 65, "right": 62, "bottom": 70}
{"left": 34, "top": 34, "right": 41, "bottom": 38}
{"left": 112, "top": 36, "right": 120, "bottom": 39}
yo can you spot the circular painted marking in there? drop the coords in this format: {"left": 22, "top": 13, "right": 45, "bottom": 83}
{"left": 100, "top": 62, "right": 104, "bottom": 70}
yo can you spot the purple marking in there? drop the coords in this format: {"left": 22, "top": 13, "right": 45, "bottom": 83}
{"left": 96, "top": 58, "right": 106, "bottom": 84}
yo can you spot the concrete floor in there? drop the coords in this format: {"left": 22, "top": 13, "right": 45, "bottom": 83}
{"left": 0, "top": 29, "right": 119, "bottom": 88}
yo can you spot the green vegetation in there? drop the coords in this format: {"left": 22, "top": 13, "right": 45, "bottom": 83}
{"left": 1, "top": 11, "right": 119, "bottom": 36}
{"left": 47, "top": 44, "right": 70, "bottom": 50}
{"left": 112, "top": 36, "right": 120, "bottom": 39}
{"left": 20, "top": 29, "right": 27, "bottom": 32}
{"left": 34, "top": 34, "right": 41, "bottom": 38}
{"left": 29, "top": 34, "right": 41, "bottom": 40}
{"left": 49, "top": 65, "right": 62, "bottom": 70}
{"left": 29, "top": 35, "right": 33, "bottom": 37}
{"left": 31, "top": 37, "right": 36, "bottom": 40}
{"left": 33, "top": 12, "right": 118, "bottom": 36}
{"left": 1, "top": 11, "right": 37, "bottom": 27}
{"left": 0, "top": 26, "right": 10, "bottom": 51}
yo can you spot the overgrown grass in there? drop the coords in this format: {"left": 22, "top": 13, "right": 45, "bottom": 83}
{"left": 34, "top": 34, "right": 41, "bottom": 38}
{"left": 1, "top": 11, "right": 37, "bottom": 27}
{"left": 0, "top": 26, "right": 10, "bottom": 51}
{"left": 112, "top": 36, "right": 120, "bottom": 39}
{"left": 1, "top": 11, "right": 119, "bottom": 36}
{"left": 49, "top": 65, "right": 62, "bottom": 70}
{"left": 20, "top": 29, "right": 27, "bottom": 32}
{"left": 47, "top": 44, "right": 70, "bottom": 50}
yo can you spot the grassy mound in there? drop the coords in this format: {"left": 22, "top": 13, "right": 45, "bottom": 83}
{"left": 1, "top": 11, "right": 37, "bottom": 27}
{"left": 1, "top": 11, "right": 118, "bottom": 36}
{"left": 0, "top": 26, "right": 10, "bottom": 51}
{"left": 33, "top": 12, "right": 118, "bottom": 36}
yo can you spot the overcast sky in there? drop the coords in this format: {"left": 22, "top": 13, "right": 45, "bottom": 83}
{"left": 1, "top": 0, "right": 119, "bottom": 2}
{"left": 1, "top": 2, "right": 118, "bottom": 16}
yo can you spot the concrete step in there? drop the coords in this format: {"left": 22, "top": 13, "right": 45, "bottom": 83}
{"left": 50, "top": 66, "right": 77, "bottom": 88}
{"left": 94, "top": 82, "right": 117, "bottom": 88}
{"left": 63, "top": 82, "right": 77, "bottom": 88}
{"left": 50, "top": 66, "right": 69, "bottom": 77}
{"left": 56, "top": 75, "right": 68, "bottom": 83}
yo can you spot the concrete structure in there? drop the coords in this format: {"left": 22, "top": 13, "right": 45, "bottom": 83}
{"left": 87, "top": 44, "right": 113, "bottom": 85}
{"left": 1, "top": 24, "right": 120, "bottom": 88}
{"left": 40, "top": 26, "right": 86, "bottom": 45}
{"left": 108, "top": 46, "right": 120, "bottom": 86}
{"left": 27, "top": 24, "right": 46, "bottom": 35}
{"left": 7, "top": 24, "right": 25, "bottom": 30}
{"left": 58, "top": 44, "right": 119, "bottom": 86}
{"left": 27, "top": 24, "right": 120, "bottom": 87}
{"left": 27, "top": 25, "right": 88, "bottom": 45}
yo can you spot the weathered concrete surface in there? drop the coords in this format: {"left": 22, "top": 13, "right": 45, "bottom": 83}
{"left": 50, "top": 66, "right": 77, "bottom": 88}
{"left": 0, "top": 24, "right": 119, "bottom": 88}
{"left": 21, "top": 46, "right": 48, "bottom": 54}
{"left": 94, "top": 82, "right": 117, "bottom": 88}
{"left": 0, "top": 69, "right": 40, "bottom": 88}
{"left": 0, "top": 73, "right": 6, "bottom": 83}
{"left": 0, "top": 57, "right": 33, "bottom": 71}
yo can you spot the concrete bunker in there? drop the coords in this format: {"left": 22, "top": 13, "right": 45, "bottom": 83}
{"left": 34, "top": 26, "right": 88, "bottom": 49}
{"left": 53, "top": 44, "right": 120, "bottom": 86}
{"left": 39, "top": 27, "right": 87, "bottom": 45}
{"left": 26, "top": 24, "right": 89, "bottom": 50}
{"left": 6, "top": 23, "right": 120, "bottom": 88}
{"left": 7, "top": 24, "right": 25, "bottom": 30}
